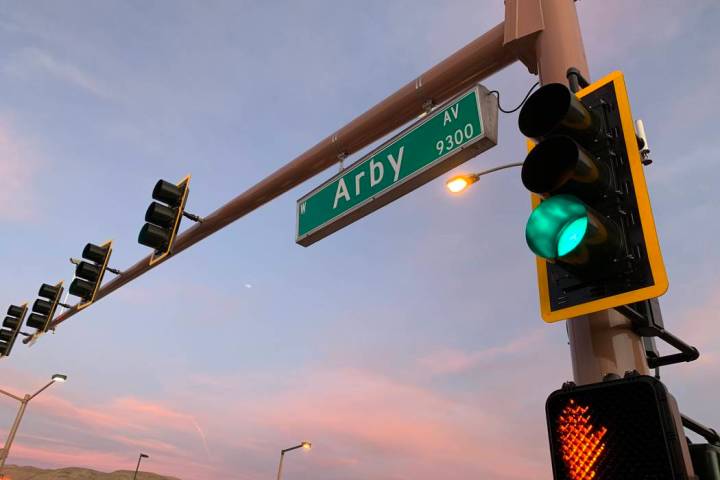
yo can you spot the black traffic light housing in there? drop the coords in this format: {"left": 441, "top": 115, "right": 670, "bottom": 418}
{"left": 69, "top": 241, "right": 114, "bottom": 310}
{"left": 519, "top": 71, "right": 668, "bottom": 322}
{"left": 138, "top": 175, "right": 202, "bottom": 266}
{"left": 0, "top": 303, "right": 28, "bottom": 357}
{"left": 26, "top": 281, "right": 65, "bottom": 333}
{"left": 546, "top": 374, "right": 695, "bottom": 479}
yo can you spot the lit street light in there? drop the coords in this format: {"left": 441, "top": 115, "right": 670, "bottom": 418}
{"left": 276, "top": 441, "right": 311, "bottom": 480}
{"left": 133, "top": 453, "right": 150, "bottom": 480}
{"left": 0, "top": 374, "right": 68, "bottom": 473}
{"left": 446, "top": 162, "right": 523, "bottom": 194}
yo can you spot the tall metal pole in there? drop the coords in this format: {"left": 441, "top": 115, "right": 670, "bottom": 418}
{"left": 276, "top": 451, "right": 285, "bottom": 480}
{"left": 0, "top": 396, "right": 29, "bottom": 470}
{"left": 33, "top": 24, "right": 519, "bottom": 339}
{"left": 0, "top": 377, "right": 66, "bottom": 475}
{"left": 133, "top": 453, "right": 148, "bottom": 480}
{"left": 534, "top": 0, "right": 649, "bottom": 384}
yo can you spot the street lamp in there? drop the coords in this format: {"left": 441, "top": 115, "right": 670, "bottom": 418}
{"left": 0, "top": 374, "right": 68, "bottom": 473}
{"left": 445, "top": 162, "right": 523, "bottom": 194}
{"left": 276, "top": 441, "right": 311, "bottom": 480}
{"left": 133, "top": 453, "right": 149, "bottom": 480}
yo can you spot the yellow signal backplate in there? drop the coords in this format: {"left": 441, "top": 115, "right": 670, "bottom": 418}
{"left": 530, "top": 71, "right": 668, "bottom": 322}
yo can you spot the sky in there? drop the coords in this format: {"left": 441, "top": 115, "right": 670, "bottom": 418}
{"left": 0, "top": 1, "right": 719, "bottom": 479}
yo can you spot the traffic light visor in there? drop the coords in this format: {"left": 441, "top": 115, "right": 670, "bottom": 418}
{"left": 82, "top": 243, "right": 109, "bottom": 264}
{"left": 138, "top": 223, "right": 170, "bottom": 251}
{"left": 69, "top": 278, "right": 95, "bottom": 299}
{"left": 26, "top": 313, "right": 47, "bottom": 330}
{"left": 518, "top": 83, "right": 598, "bottom": 142}
{"left": 152, "top": 180, "right": 183, "bottom": 207}
{"left": 3, "top": 316, "right": 19, "bottom": 329}
{"left": 526, "top": 195, "right": 588, "bottom": 260}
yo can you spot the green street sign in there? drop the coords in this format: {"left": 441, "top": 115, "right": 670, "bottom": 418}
{"left": 296, "top": 84, "right": 498, "bottom": 246}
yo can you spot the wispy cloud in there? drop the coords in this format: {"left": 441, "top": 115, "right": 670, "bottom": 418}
{"left": 0, "top": 117, "right": 41, "bottom": 221}
{"left": 7, "top": 47, "right": 110, "bottom": 99}
{"left": 417, "top": 329, "right": 547, "bottom": 375}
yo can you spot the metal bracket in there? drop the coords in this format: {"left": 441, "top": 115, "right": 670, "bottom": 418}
{"left": 682, "top": 413, "right": 720, "bottom": 446}
{"left": 615, "top": 298, "right": 700, "bottom": 368}
{"left": 566, "top": 67, "right": 590, "bottom": 93}
{"left": 337, "top": 152, "right": 347, "bottom": 172}
{"left": 421, "top": 99, "right": 435, "bottom": 114}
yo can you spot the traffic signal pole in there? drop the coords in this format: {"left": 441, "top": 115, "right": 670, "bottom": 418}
{"left": 31, "top": 21, "right": 520, "bottom": 339}
{"left": 532, "top": 0, "right": 650, "bottom": 384}
{"left": 24, "top": 0, "right": 651, "bottom": 389}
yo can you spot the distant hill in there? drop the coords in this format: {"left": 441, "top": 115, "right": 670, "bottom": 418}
{"left": 1, "top": 465, "right": 181, "bottom": 480}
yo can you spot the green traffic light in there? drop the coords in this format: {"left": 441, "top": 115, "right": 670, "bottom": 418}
{"left": 526, "top": 195, "right": 589, "bottom": 260}
{"left": 557, "top": 216, "right": 588, "bottom": 257}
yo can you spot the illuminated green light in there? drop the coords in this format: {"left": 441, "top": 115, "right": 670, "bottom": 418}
{"left": 557, "top": 217, "right": 588, "bottom": 257}
{"left": 526, "top": 195, "right": 589, "bottom": 260}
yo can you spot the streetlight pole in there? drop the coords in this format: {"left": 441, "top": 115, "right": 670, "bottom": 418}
{"left": 276, "top": 441, "right": 311, "bottom": 480}
{"left": 0, "top": 374, "right": 67, "bottom": 473}
{"left": 133, "top": 453, "right": 149, "bottom": 480}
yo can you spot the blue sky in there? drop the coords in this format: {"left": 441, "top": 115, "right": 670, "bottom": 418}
{"left": 0, "top": 1, "right": 719, "bottom": 479}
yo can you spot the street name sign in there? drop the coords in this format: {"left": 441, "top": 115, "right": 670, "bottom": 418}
{"left": 296, "top": 84, "right": 498, "bottom": 246}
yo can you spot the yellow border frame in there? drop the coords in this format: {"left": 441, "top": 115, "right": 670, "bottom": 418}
{"left": 148, "top": 174, "right": 191, "bottom": 266}
{"left": 531, "top": 71, "right": 669, "bottom": 322}
{"left": 77, "top": 240, "right": 113, "bottom": 311}
{"left": 40, "top": 280, "right": 64, "bottom": 332}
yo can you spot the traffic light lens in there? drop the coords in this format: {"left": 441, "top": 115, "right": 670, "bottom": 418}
{"left": 526, "top": 195, "right": 588, "bottom": 260}
{"left": 557, "top": 217, "right": 588, "bottom": 257}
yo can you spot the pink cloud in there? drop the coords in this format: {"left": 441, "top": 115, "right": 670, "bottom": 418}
{"left": 417, "top": 329, "right": 547, "bottom": 374}
{"left": 1, "top": 335, "right": 567, "bottom": 480}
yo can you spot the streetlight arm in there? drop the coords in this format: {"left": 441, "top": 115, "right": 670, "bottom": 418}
{"left": 0, "top": 389, "right": 22, "bottom": 402}
{"left": 280, "top": 444, "right": 306, "bottom": 454}
{"left": 28, "top": 380, "right": 56, "bottom": 401}
{"left": 473, "top": 162, "right": 523, "bottom": 178}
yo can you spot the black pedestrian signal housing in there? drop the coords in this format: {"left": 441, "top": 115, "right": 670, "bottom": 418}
{"left": 26, "top": 281, "right": 64, "bottom": 333}
{"left": 69, "top": 241, "right": 113, "bottom": 310}
{"left": 138, "top": 176, "right": 192, "bottom": 266}
{"left": 519, "top": 71, "right": 668, "bottom": 322}
{"left": 0, "top": 303, "right": 28, "bottom": 357}
{"left": 546, "top": 375, "right": 695, "bottom": 480}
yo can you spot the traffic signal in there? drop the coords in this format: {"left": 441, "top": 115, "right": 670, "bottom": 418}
{"left": 26, "top": 281, "right": 64, "bottom": 333}
{"left": 69, "top": 241, "right": 113, "bottom": 310}
{"left": 0, "top": 303, "right": 28, "bottom": 357}
{"left": 138, "top": 175, "right": 201, "bottom": 266}
{"left": 519, "top": 71, "right": 668, "bottom": 322}
{"left": 546, "top": 375, "right": 695, "bottom": 479}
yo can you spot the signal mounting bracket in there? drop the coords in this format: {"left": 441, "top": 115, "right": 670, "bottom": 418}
{"left": 615, "top": 298, "right": 700, "bottom": 368}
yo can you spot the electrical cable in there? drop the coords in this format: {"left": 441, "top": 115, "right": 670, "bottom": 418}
{"left": 489, "top": 82, "right": 540, "bottom": 114}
